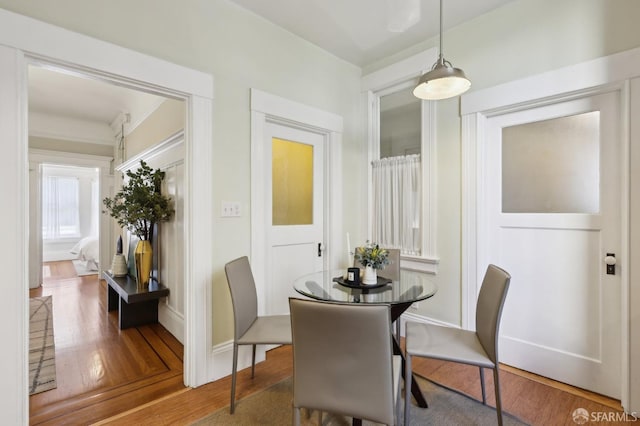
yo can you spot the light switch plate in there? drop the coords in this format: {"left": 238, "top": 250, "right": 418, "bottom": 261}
{"left": 221, "top": 201, "right": 241, "bottom": 217}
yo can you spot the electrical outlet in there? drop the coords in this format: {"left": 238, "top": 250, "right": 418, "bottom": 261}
{"left": 221, "top": 201, "right": 241, "bottom": 217}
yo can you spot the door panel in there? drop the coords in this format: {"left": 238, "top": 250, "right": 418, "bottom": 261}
{"left": 266, "top": 123, "right": 324, "bottom": 316}
{"left": 486, "top": 91, "right": 621, "bottom": 398}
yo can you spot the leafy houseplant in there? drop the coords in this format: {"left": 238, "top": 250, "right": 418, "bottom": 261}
{"left": 103, "top": 160, "right": 174, "bottom": 286}
{"left": 354, "top": 241, "right": 390, "bottom": 285}
{"left": 354, "top": 241, "right": 390, "bottom": 270}
{"left": 103, "top": 160, "right": 174, "bottom": 241}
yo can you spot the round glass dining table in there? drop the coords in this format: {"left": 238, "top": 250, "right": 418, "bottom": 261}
{"left": 292, "top": 268, "right": 437, "bottom": 409}
{"left": 292, "top": 268, "right": 437, "bottom": 306}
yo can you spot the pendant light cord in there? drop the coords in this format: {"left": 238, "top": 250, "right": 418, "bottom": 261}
{"left": 438, "top": 0, "right": 444, "bottom": 65}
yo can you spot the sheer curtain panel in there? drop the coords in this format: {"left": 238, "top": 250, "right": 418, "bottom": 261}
{"left": 372, "top": 154, "right": 421, "bottom": 255}
{"left": 42, "top": 175, "right": 81, "bottom": 240}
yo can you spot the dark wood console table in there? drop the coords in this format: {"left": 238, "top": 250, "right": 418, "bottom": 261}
{"left": 103, "top": 271, "right": 170, "bottom": 329}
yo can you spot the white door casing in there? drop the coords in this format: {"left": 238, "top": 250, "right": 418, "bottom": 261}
{"left": 266, "top": 123, "right": 325, "bottom": 316}
{"left": 250, "top": 88, "right": 343, "bottom": 311}
{"left": 0, "top": 10, "right": 213, "bottom": 423}
{"left": 485, "top": 90, "right": 621, "bottom": 398}
{"left": 461, "top": 47, "right": 640, "bottom": 409}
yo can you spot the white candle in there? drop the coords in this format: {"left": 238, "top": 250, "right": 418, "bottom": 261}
{"left": 346, "top": 232, "right": 352, "bottom": 269}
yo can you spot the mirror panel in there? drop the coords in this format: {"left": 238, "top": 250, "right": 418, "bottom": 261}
{"left": 380, "top": 88, "right": 421, "bottom": 159}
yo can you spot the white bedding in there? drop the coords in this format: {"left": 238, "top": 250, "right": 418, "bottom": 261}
{"left": 70, "top": 236, "right": 99, "bottom": 270}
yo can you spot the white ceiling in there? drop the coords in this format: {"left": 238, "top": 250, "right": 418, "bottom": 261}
{"left": 28, "top": 66, "right": 166, "bottom": 146}
{"left": 27, "top": 0, "right": 516, "bottom": 144}
{"left": 228, "top": 0, "right": 517, "bottom": 67}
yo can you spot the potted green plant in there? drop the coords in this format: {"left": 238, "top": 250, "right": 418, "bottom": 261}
{"left": 354, "top": 241, "right": 390, "bottom": 285}
{"left": 103, "top": 160, "right": 174, "bottom": 287}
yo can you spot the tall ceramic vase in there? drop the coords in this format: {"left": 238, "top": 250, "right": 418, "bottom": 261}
{"left": 362, "top": 265, "right": 377, "bottom": 285}
{"left": 135, "top": 239, "right": 153, "bottom": 289}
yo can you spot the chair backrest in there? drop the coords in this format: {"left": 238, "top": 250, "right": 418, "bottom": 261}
{"left": 225, "top": 256, "right": 258, "bottom": 340}
{"left": 289, "top": 298, "right": 395, "bottom": 425}
{"left": 475, "top": 264, "right": 511, "bottom": 364}
{"left": 353, "top": 247, "right": 401, "bottom": 281}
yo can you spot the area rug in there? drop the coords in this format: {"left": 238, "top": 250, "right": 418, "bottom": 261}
{"left": 72, "top": 259, "right": 98, "bottom": 276}
{"left": 29, "top": 296, "right": 57, "bottom": 395}
{"left": 191, "top": 375, "right": 528, "bottom": 425}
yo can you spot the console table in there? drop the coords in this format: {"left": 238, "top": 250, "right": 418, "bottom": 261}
{"left": 103, "top": 271, "right": 170, "bottom": 329}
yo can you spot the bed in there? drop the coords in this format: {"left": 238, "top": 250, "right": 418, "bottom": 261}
{"left": 70, "top": 236, "right": 99, "bottom": 271}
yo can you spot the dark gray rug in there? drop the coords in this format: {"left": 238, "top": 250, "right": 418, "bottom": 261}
{"left": 29, "top": 296, "right": 57, "bottom": 395}
{"left": 192, "top": 375, "right": 528, "bottom": 425}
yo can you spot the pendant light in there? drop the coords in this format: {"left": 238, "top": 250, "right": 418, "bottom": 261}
{"left": 413, "top": 0, "right": 470, "bottom": 100}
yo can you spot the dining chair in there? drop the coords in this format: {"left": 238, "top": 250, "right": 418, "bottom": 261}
{"left": 289, "top": 298, "right": 401, "bottom": 426}
{"left": 354, "top": 247, "right": 402, "bottom": 338}
{"left": 224, "top": 256, "right": 292, "bottom": 414}
{"left": 403, "top": 264, "right": 511, "bottom": 426}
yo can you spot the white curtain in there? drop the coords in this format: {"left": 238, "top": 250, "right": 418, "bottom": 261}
{"left": 42, "top": 175, "right": 81, "bottom": 240}
{"left": 372, "top": 154, "right": 421, "bottom": 255}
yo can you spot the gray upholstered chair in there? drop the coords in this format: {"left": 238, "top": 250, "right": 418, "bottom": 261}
{"left": 403, "top": 264, "right": 511, "bottom": 426}
{"left": 289, "top": 298, "right": 401, "bottom": 426}
{"left": 354, "top": 247, "right": 402, "bottom": 337}
{"left": 224, "top": 256, "right": 292, "bottom": 414}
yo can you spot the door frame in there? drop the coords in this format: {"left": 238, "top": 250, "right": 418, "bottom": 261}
{"left": 250, "top": 89, "right": 343, "bottom": 316}
{"left": 0, "top": 9, "right": 213, "bottom": 422}
{"left": 461, "top": 47, "right": 640, "bottom": 409}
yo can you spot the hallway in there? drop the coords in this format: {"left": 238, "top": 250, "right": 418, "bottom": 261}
{"left": 29, "top": 261, "right": 184, "bottom": 425}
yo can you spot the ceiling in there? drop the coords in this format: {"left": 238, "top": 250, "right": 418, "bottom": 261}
{"left": 228, "top": 0, "right": 517, "bottom": 67}
{"left": 27, "top": 0, "right": 516, "bottom": 145}
{"left": 28, "top": 66, "right": 166, "bottom": 145}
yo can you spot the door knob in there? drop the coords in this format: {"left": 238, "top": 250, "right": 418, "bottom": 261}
{"left": 604, "top": 253, "right": 616, "bottom": 275}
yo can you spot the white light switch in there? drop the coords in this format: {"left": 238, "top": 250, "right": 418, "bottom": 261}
{"left": 221, "top": 201, "right": 241, "bottom": 217}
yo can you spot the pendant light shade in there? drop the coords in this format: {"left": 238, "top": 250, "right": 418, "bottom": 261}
{"left": 414, "top": 0, "right": 470, "bottom": 100}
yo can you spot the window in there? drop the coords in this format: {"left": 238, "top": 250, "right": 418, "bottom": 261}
{"left": 42, "top": 175, "right": 81, "bottom": 240}
{"left": 362, "top": 47, "right": 438, "bottom": 271}
{"left": 372, "top": 88, "right": 422, "bottom": 255}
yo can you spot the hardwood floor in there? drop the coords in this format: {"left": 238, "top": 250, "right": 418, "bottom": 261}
{"left": 29, "top": 261, "right": 185, "bottom": 425}
{"left": 32, "top": 261, "right": 625, "bottom": 425}
{"left": 99, "top": 345, "right": 625, "bottom": 426}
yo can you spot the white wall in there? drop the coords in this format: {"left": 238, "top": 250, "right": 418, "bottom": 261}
{"left": 4, "top": 0, "right": 640, "bottom": 412}
{"left": 0, "top": 0, "right": 363, "bottom": 348}
{"left": 365, "top": 0, "right": 640, "bottom": 327}
{"left": 363, "top": 0, "right": 640, "bottom": 411}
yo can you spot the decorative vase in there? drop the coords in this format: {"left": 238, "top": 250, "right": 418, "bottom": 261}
{"left": 134, "top": 239, "right": 153, "bottom": 289}
{"left": 362, "top": 265, "right": 377, "bottom": 285}
{"left": 110, "top": 254, "right": 128, "bottom": 277}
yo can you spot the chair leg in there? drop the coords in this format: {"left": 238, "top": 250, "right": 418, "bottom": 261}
{"left": 231, "top": 342, "right": 239, "bottom": 414}
{"left": 251, "top": 344, "right": 256, "bottom": 379}
{"left": 479, "top": 366, "right": 487, "bottom": 405}
{"left": 293, "top": 406, "right": 301, "bottom": 426}
{"left": 395, "top": 319, "right": 401, "bottom": 341}
{"left": 493, "top": 367, "right": 504, "bottom": 426}
{"left": 404, "top": 352, "right": 412, "bottom": 426}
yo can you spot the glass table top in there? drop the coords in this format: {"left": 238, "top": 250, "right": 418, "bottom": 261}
{"left": 293, "top": 269, "right": 437, "bottom": 305}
